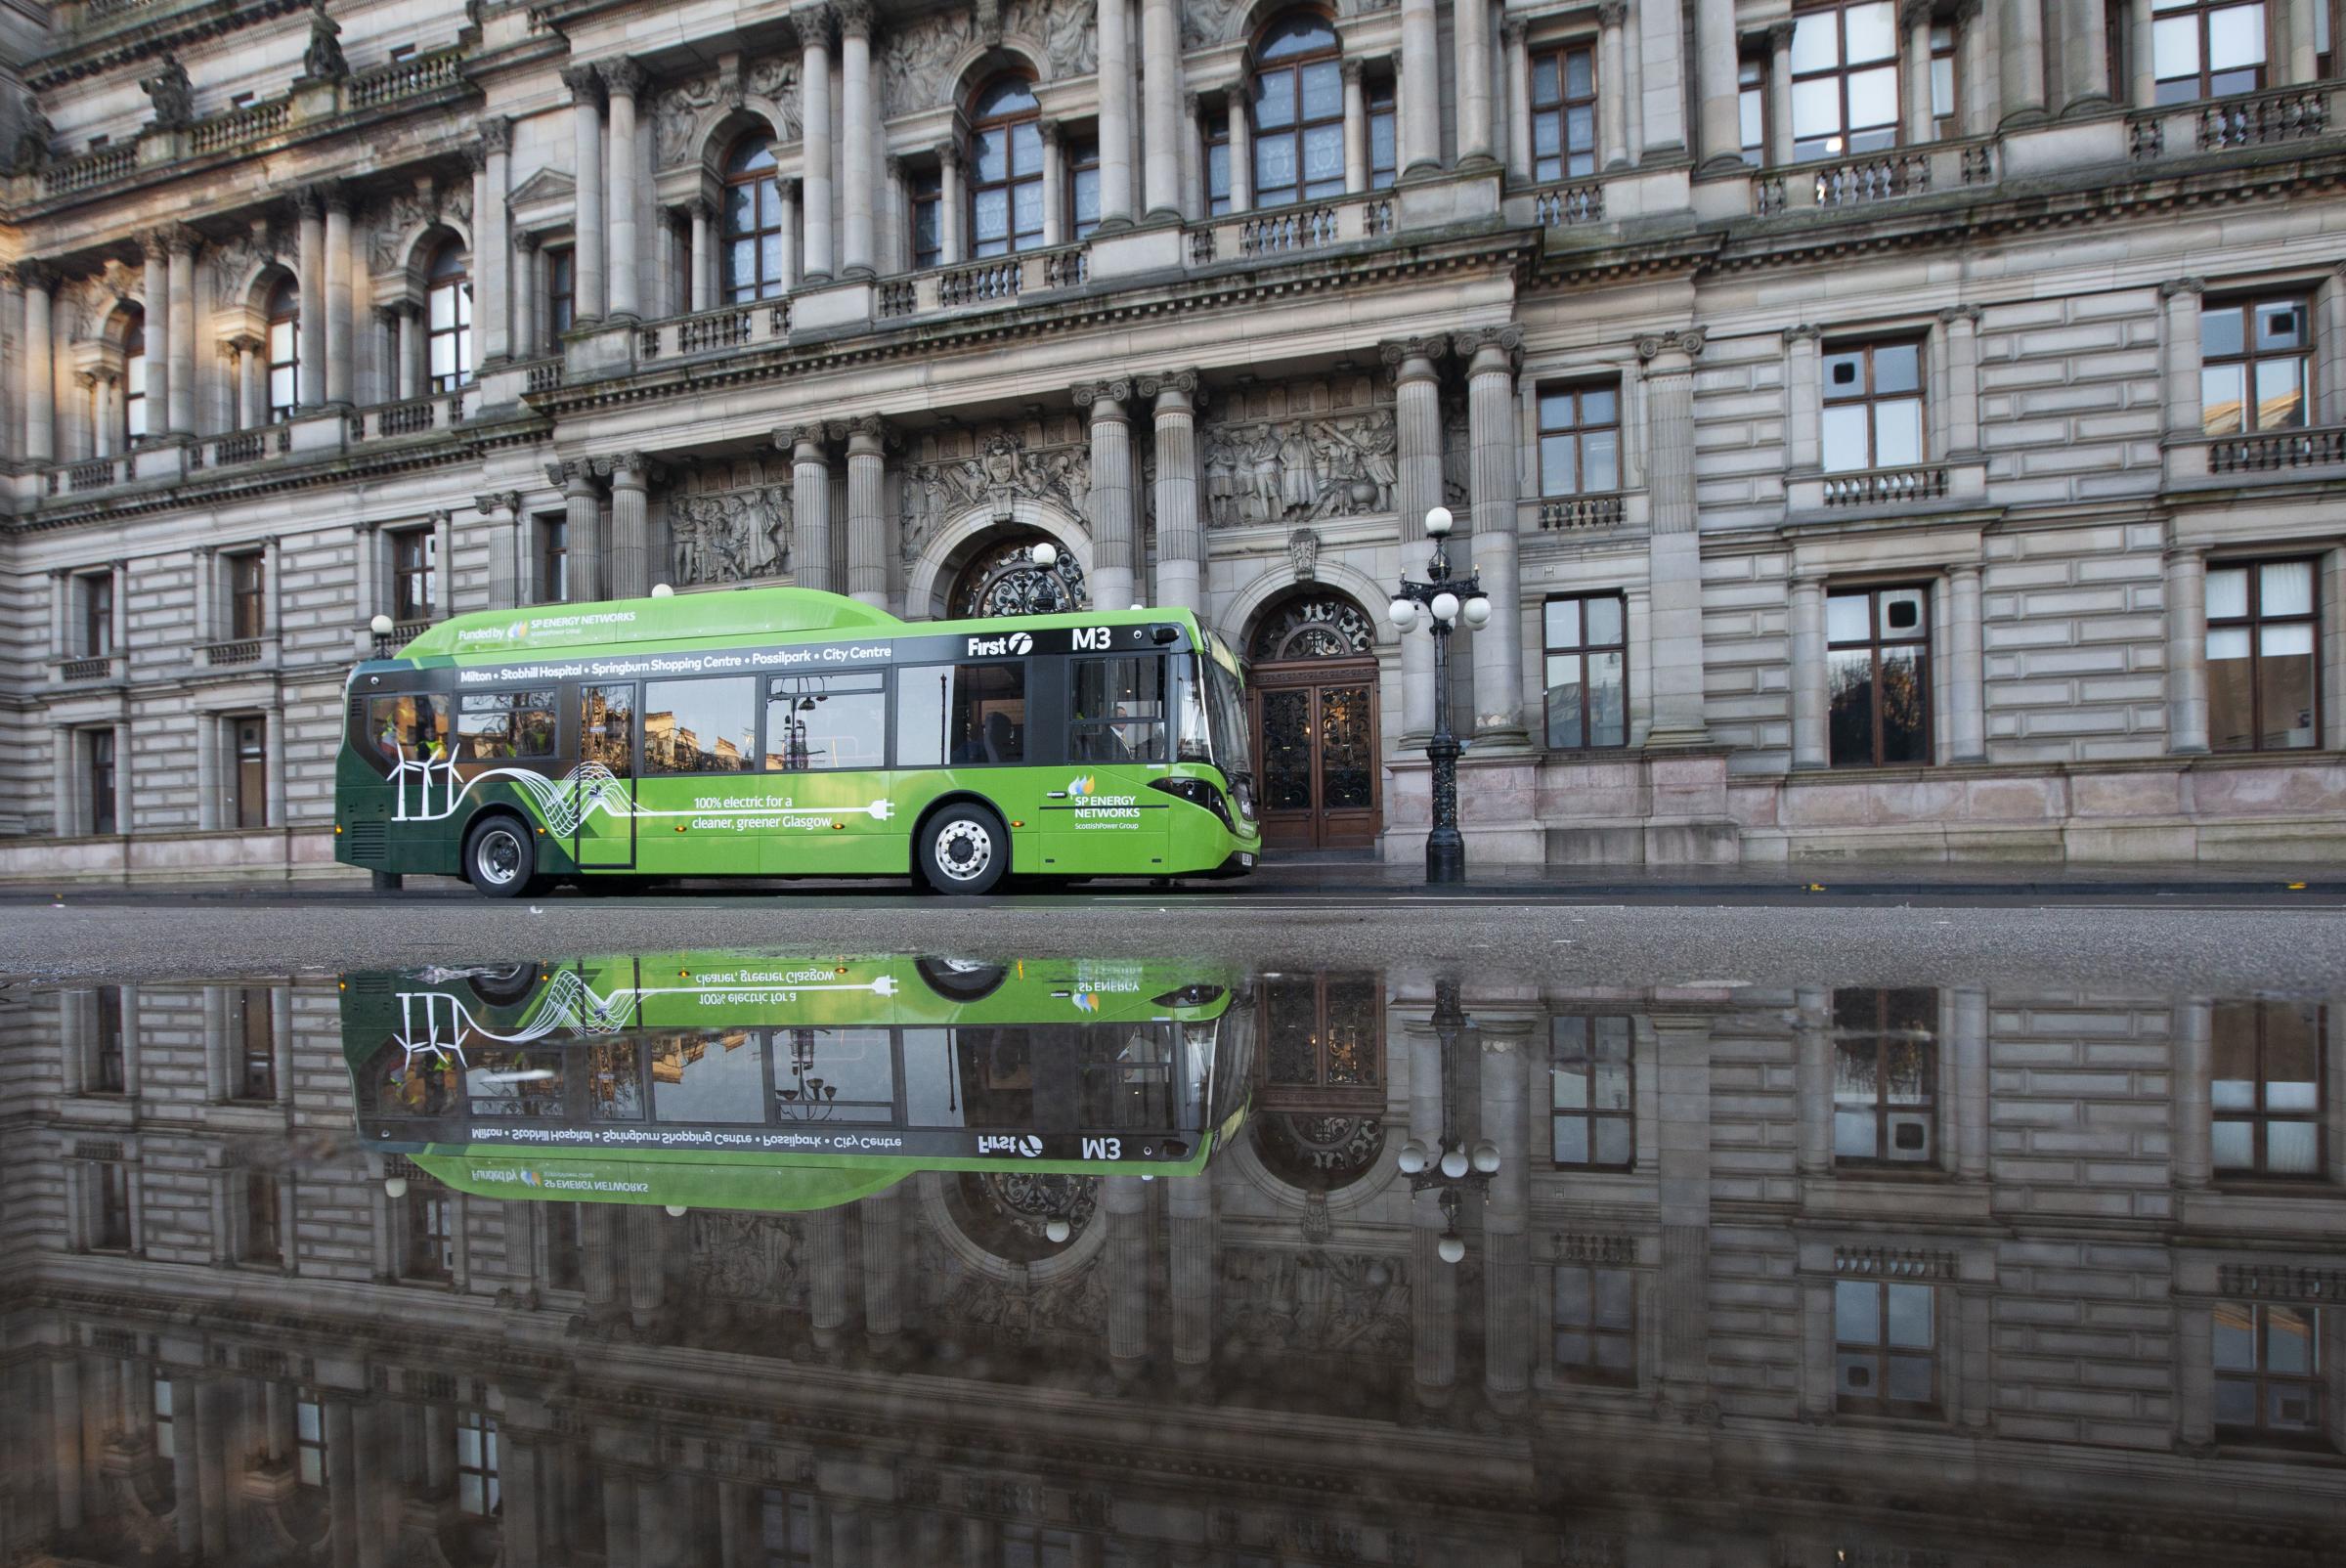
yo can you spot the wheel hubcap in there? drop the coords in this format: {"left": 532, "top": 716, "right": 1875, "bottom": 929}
{"left": 478, "top": 829, "right": 522, "bottom": 886}
{"left": 934, "top": 820, "right": 993, "bottom": 882}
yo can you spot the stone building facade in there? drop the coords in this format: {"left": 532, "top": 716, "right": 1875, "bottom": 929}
{"left": 1, "top": 0, "right": 2345, "bottom": 880}
{"left": 2, "top": 966, "right": 2342, "bottom": 1563}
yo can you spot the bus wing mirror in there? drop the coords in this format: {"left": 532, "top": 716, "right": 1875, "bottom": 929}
{"left": 1151, "top": 625, "right": 1180, "bottom": 645}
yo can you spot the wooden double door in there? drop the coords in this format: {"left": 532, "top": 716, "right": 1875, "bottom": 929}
{"left": 1249, "top": 657, "right": 1380, "bottom": 850}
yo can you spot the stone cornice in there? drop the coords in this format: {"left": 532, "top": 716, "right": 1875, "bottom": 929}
{"left": 25, "top": 0, "right": 317, "bottom": 93}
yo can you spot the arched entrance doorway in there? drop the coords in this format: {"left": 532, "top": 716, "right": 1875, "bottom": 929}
{"left": 1246, "top": 593, "right": 1380, "bottom": 850}
{"left": 948, "top": 533, "right": 1087, "bottom": 618}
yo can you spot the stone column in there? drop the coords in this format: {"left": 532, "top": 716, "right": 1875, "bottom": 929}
{"left": 557, "top": 461, "right": 603, "bottom": 602}
{"left": 1399, "top": 0, "right": 1441, "bottom": 174}
{"left": 561, "top": 66, "right": 606, "bottom": 321}
{"left": 1653, "top": 1013, "right": 1714, "bottom": 1413}
{"left": 1411, "top": 1196, "right": 1457, "bottom": 1401}
{"left": 1096, "top": 0, "right": 1135, "bottom": 227}
{"left": 1599, "top": 3, "right": 1630, "bottom": 168}
{"left": 235, "top": 335, "right": 267, "bottom": 427}
{"left": 1077, "top": 381, "right": 1137, "bottom": 611}
{"left": 1640, "top": 330, "right": 1709, "bottom": 745}
{"left": 1455, "top": 0, "right": 1496, "bottom": 167}
{"left": 1790, "top": 575, "right": 1828, "bottom": 767}
{"left": 1459, "top": 327, "right": 1526, "bottom": 740}
{"left": 1166, "top": 1173, "right": 1213, "bottom": 1371}
{"left": 1104, "top": 1175, "right": 1151, "bottom": 1370}
{"left": 1144, "top": 371, "right": 1201, "bottom": 613}
{"left": 478, "top": 119, "right": 513, "bottom": 361}
{"left": 1793, "top": 985, "right": 1832, "bottom": 1175}
{"left": 684, "top": 199, "right": 713, "bottom": 312}
{"left": 846, "top": 416, "right": 889, "bottom": 607}
{"left": 790, "top": 426, "right": 834, "bottom": 591}
{"left": 1963, "top": 0, "right": 2003, "bottom": 132}
{"left": 602, "top": 62, "right": 645, "bottom": 320}
{"left": 20, "top": 263, "right": 55, "bottom": 461}
{"left": 806, "top": 1207, "right": 850, "bottom": 1339}
{"left": 1181, "top": 93, "right": 1206, "bottom": 217}
{"left": 1480, "top": 1023, "right": 1533, "bottom": 1401}
{"left": 860, "top": 1186, "right": 903, "bottom": 1339}
{"left": 392, "top": 305, "right": 419, "bottom": 400}
{"left": 50, "top": 1356, "right": 82, "bottom": 1529}
{"left": 2057, "top": 0, "right": 2110, "bottom": 109}
{"left": 802, "top": 7, "right": 837, "bottom": 283}
{"left": 1785, "top": 324, "right": 1821, "bottom": 469}
{"left": 1695, "top": 0, "right": 1742, "bottom": 167}
{"left": 479, "top": 492, "right": 522, "bottom": 610}
{"left": 2165, "top": 547, "right": 2209, "bottom": 753}
{"left": 1947, "top": 985, "right": 1990, "bottom": 1180}
{"left": 325, "top": 190, "right": 355, "bottom": 406}
{"left": 778, "top": 179, "right": 802, "bottom": 289}
{"left": 1041, "top": 121, "right": 1067, "bottom": 246}
{"left": 1141, "top": 0, "right": 1184, "bottom": 217}
{"left": 2126, "top": 0, "right": 2156, "bottom": 106}
{"left": 296, "top": 191, "right": 327, "bottom": 409}
{"left": 1344, "top": 60, "right": 1370, "bottom": 192}
{"left": 2172, "top": 998, "right": 2212, "bottom": 1189}
{"left": 1388, "top": 337, "right": 1447, "bottom": 737}
{"left": 1947, "top": 563, "right": 1986, "bottom": 762}
{"left": 140, "top": 237, "right": 170, "bottom": 438}
{"left": 937, "top": 144, "right": 965, "bottom": 264}
{"left": 1998, "top": 0, "right": 2048, "bottom": 126}
{"left": 2160, "top": 277, "right": 2205, "bottom": 439}
{"left": 605, "top": 454, "right": 650, "bottom": 598}
{"left": 1768, "top": 22, "right": 1797, "bottom": 164}
{"left": 1503, "top": 23, "right": 1533, "bottom": 179}
{"left": 1228, "top": 83, "right": 1254, "bottom": 210}
{"left": 840, "top": 1, "right": 878, "bottom": 275}
{"left": 512, "top": 231, "right": 542, "bottom": 355}
{"left": 2285, "top": 0, "right": 2320, "bottom": 83}
{"left": 1939, "top": 305, "right": 1981, "bottom": 455}
{"left": 79, "top": 372, "right": 106, "bottom": 458}
{"left": 1904, "top": 0, "right": 1936, "bottom": 142}
{"left": 170, "top": 1374, "right": 203, "bottom": 1556}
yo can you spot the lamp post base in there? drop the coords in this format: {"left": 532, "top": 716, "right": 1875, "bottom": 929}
{"left": 1425, "top": 829, "right": 1465, "bottom": 885}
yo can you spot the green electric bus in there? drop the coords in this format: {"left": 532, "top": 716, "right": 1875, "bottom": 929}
{"left": 333, "top": 587, "right": 1259, "bottom": 895}
{"left": 341, "top": 951, "right": 1254, "bottom": 1214}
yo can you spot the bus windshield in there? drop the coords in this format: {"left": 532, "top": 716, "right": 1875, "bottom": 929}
{"left": 1202, "top": 655, "right": 1254, "bottom": 783}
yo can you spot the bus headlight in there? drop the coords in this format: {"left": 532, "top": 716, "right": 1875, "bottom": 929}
{"left": 1149, "top": 776, "right": 1235, "bottom": 830}
{"left": 1230, "top": 774, "right": 1256, "bottom": 823}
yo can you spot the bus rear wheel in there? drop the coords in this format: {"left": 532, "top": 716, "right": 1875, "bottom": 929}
{"left": 464, "top": 816, "right": 543, "bottom": 899}
{"left": 919, "top": 804, "right": 1008, "bottom": 895}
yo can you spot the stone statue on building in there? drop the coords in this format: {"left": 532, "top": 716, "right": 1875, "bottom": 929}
{"left": 300, "top": 3, "right": 350, "bottom": 83}
{"left": 141, "top": 57, "right": 195, "bottom": 130}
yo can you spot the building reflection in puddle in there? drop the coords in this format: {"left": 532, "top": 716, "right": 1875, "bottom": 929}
{"left": 2, "top": 956, "right": 2340, "bottom": 1567}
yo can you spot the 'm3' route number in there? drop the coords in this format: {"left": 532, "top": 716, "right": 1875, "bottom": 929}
{"left": 1081, "top": 1136, "right": 1122, "bottom": 1161}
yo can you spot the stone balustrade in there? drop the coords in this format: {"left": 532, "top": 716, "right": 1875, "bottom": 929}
{"left": 189, "top": 98, "right": 289, "bottom": 157}
{"left": 1187, "top": 191, "right": 1395, "bottom": 267}
{"left": 53, "top": 655, "right": 118, "bottom": 684}
{"left": 42, "top": 144, "right": 137, "bottom": 198}
{"left": 2130, "top": 84, "right": 2339, "bottom": 165}
{"left": 348, "top": 393, "right": 466, "bottom": 443}
{"left": 1817, "top": 464, "right": 1951, "bottom": 507}
{"left": 1756, "top": 140, "right": 1993, "bottom": 217}
{"left": 870, "top": 242, "right": 1091, "bottom": 320}
{"left": 345, "top": 50, "right": 464, "bottom": 112}
{"left": 200, "top": 637, "right": 266, "bottom": 668}
{"left": 2205, "top": 425, "right": 2346, "bottom": 475}
{"left": 1534, "top": 182, "right": 1605, "bottom": 228}
{"left": 1529, "top": 492, "right": 1629, "bottom": 532}
{"left": 637, "top": 301, "right": 789, "bottom": 364}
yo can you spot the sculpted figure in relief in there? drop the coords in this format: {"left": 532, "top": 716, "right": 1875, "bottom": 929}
{"left": 1201, "top": 408, "right": 1399, "bottom": 528}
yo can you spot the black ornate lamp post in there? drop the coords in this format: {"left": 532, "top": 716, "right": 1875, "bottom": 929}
{"left": 1395, "top": 978, "right": 1499, "bottom": 1263}
{"left": 1388, "top": 505, "right": 1492, "bottom": 885}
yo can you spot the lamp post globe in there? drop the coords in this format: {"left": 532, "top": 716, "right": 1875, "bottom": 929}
{"left": 1470, "top": 1139, "right": 1500, "bottom": 1174}
{"left": 1389, "top": 597, "right": 1419, "bottom": 631}
{"left": 1044, "top": 1217, "right": 1072, "bottom": 1243}
{"left": 1437, "top": 1235, "right": 1467, "bottom": 1265}
{"left": 1430, "top": 590, "right": 1460, "bottom": 625}
{"left": 1440, "top": 1147, "right": 1470, "bottom": 1179}
{"left": 1396, "top": 1139, "right": 1431, "bottom": 1174}
{"left": 1031, "top": 540, "right": 1060, "bottom": 570}
{"left": 1461, "top": 595, "right": 1493, "bottom": 629}
{"left": 1424, "top": 504, "right": 1454, "bottom": 537}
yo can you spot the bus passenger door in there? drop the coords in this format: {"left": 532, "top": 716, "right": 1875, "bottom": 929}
{"left": 573, "top": 683, "right": 637, "bottom": 869}
{"left": 1042, "top": 655, "right": 1170, "bottom": 875}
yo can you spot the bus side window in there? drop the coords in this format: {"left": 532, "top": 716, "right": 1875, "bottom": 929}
{"left": 368, "top": 694, "right": 448, "bottom": 770}
{"left": 1069, "top": 656, "right": 1166, "bottom": 764}
{"left": 763, "top": 673, "right": 887, "bottom": 771}
{"left": 456, "top": 690, "right": 557, "bottom": 762}
{"left": 895, "top": 663, "right": 1027, "bottom": 767}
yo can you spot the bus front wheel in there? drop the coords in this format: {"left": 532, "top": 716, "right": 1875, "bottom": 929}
{"left": 464, "top": 816, "right": 543, "bottom": 899}
{"left": 919, "top": 804, "right": 1008, "bottom": 895}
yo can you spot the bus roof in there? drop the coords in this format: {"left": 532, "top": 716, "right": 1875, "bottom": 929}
{"left": 386, "top": 586, "right": 1206, "bottom": 664}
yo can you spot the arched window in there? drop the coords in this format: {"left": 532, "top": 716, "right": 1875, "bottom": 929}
{"left": 969, "top": 75, "right": 1043, "bottom": 257}
{"left": 425, "top": 240, "right": 472, "bottom": 392}
{"left": 266, "top": 278, "right": 300, "bottom": 422}
{"left": 122, "top": 314, "right": 147, "bottom": 443}
{"left": 1251, "top": 12, "right": 1344, "bottom": 208}
{"left": 722, "top": 135, "right": 788, "bottom": 302}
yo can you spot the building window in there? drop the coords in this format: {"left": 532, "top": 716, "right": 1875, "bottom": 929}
{"left": 545, "top": 1202, "right": 585, "bottom": 1291}
{"left": 95, "top": 1161, "right": 133, "bottom": 1250}
{"left": 1531, "top": 43, "right": 1598, "bottom": 182}
{"left": 1553, "top": 1264, "right": 1636, "bottom": 1384}
{"left": 723, "top": 137, "right": 790, "bottom": 301}
{"left": 295, "top": 1392, "right": 326, "bottom": 1487}
{"left": 1205, "top": 109, "right": 1233, "bottom": 215}
{"left": 970, "top": 76, "right": 1045, "bottom": 256}
{"left": 228, "top": 551, "right": 267, "bottom": 639}
{"left": 2153, "top": 0, "right": 2268, "bottom": 104}
{"left": 1069, "top": 136, "right": 1102, "bottom": 240}
{"left": 1550, "top": 1014, "right": 1632, "bottom": 1166}
{"left": 909, "top": 166, "right": 944, "bottom": 269}
{"left": 80, "top": 571, "right": 115, "bottom": 658}
{"left": 1791, "top": 1, "right": 1900, "bottom": 159}
{"left": 1542, "top": 593, "right": 1628, "bottom": 750}
{"left": 1000, "top": 1523, "right": 1080, "bottom": 1567}
{"left": 92, "top": 984, "right": 126, "bottom": 1091}
{"left": 236, "top": 985, "right": 276, "bottom": 1099}
{"left": 153, "top": 1373, "right": 176, "bottom": 1458}
{"left": 1538, "top": 382, "right": 1621, "bottom": 497}
{"left": 87, "top": 729, "right": 118, "bottom": 837}
{"left": 2212, "top": 1001, "right": 2325, "bottom": 1178}
{"left": 760, "top": 1489, "right": 817, "bottom": 1566}
{"left": 391, "top": 529, "right": 437, "bottom": 624}
{"left": 1739, "top": 53, "right": 1766, "bottom": 163}
{"left": 2200, "top": 294, "right": 2310, "bottom": 436}
{"left": 233, "top": 717, "right": 268, "bottom": 829}
{"left": 245, "top": 1173, "right": 282, "bottom": 1265}
{"left": 1930, "top": 22, "right": 1958, "bottom": 133}
{"left": 425, "top": 241, "right": 472, "bottom": 392}
{"left": 403, "top": 1187, "right": 455, "bottom": 1282}
{"left": 538, "top": 517, "right": 568, "bottom": 603}
{"left": 456, "top": 1411, "right": 500, "bottom": 1516}
{"left": 124, "top": 314, "right": 148, "bottom": 442}
{"left": 1251, "top": 12, "right": 1344, "bottom": 208}
{"left": 1827, "top": 585, "right": 1932, "bottom": 767}
{"left": 2215, "top": 1302, "right": 2324, "bottom": 1438}
{"left": 2207, "top": 558, "right": 2319, "bottom": 752}
{"left": 266, "top": 277, "right": 300, "bottom": 420}
{"left": 1367, "top": 75, "right": 1398, "bottom": 188}
{"left": 1832, "top": 987, "right": 1938, "bottom": 1166}
{"left": 1822, "top": 339, "right": 1923, "bottom": 471}
{"left": 1835, "top": 1279, "right": 1936, "bottom": 1414}
{"left": 545, "top": 245, "right": 576, "bottom": 344}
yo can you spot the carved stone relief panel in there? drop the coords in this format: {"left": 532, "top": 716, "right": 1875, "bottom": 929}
{"left": 665, "top": 456, "right": 794, "bottom": 586}
{"left": 1217, "top": 1248, "right": 1412, "bottom": 1357}
{"left": 656, "top": 59, "right": 802, "bottom": 169}
{"left": 882, "top": 0, "right": 1096, "bottom": 119}
{"left": 897, "top": 413, "right": 1089, "bottom": 562}
{"left": 1198, "top": 372, "right": 1397, "bottom": 531}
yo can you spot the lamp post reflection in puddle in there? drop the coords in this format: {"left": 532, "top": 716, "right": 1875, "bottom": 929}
{"left": 1396, "top": 978, "right": 1498, "bottom": 1264}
